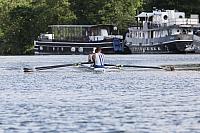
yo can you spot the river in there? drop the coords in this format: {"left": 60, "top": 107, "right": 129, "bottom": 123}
{"left": 0, "top": 54, "right": 200, "bottom": 133}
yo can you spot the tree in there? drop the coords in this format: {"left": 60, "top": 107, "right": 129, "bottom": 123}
{"left": 99, "top": 0, "right": 143, "bottom": 31}
{"left": 69, "top": 0, "right": 106, "bottom": 24}
{"left": 143, "top": 0, "right": 200, "bottom": 15}
{"left": 0, "top": 0, "right": 31, "bottom": 54}
{"left": 0, "top": 0, "right": 76, "bottom": 55}
{"left": 70, "top": 0, "right": 143, "bottom": 31}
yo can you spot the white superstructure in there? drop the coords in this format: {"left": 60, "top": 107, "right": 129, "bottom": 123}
{"left": 136, "top": 9, "right": 199, "bottom": 27}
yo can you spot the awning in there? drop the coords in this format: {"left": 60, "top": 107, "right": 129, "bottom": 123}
{"left": 136, "top": 12, "right": 154, "bottom": 18}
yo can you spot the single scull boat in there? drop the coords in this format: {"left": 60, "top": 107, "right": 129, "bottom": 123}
{"left": 78, "top": 64, "right": 121, "bottom": 73}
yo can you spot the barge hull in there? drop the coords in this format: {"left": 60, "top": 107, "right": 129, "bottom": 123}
{"left": 128, "top": 40, "right": 193, "bottom": 54}
{"left": 34, "top": 41, "right": 125, "bottom": 55}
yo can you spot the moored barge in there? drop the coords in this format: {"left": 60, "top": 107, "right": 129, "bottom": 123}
{"left": 34, "top": 25, "right": 125, "bottom": 55}
{"left": 124, "top": 9, "right": 200, "bottom": 54}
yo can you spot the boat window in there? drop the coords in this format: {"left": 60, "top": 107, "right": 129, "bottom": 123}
{"left": 177, "top": 30, "right": 180, "bottom": 32}
{"left": 78, "top": 47, "right": 83, "bottom": 53}
{"left": 101, "top": 29, "right": 108, "bottom": 36}
{"left": 179, "top": 15, "right": 183, "bottom": 18}
{"left": 151, "top": 31, "right": 154, "bottom": 38}
{"left": 168, "top": 30, "right": 172, "bottom": 35}
{"left": 182, "top": 29, "right": 187, "bottom": 34}
{"left": 132, "top": 33, "right": 134, "bottom": 38}
{"left": 91, "top": 29, "right": 98, "bottom": 36}
{"left": 71, "top": 47, "right": 75, "bottom": 52}
{"left": 129, "top": 32, "right": 132, "bottom": 38}
{"left": 51, "top": 26, "right": 90, "bottom": 42}
{"left": 164, "top": 15, "right": 168, "bottom": 20}
{"left": 40, "top": 46, "right": 43, "bottom": 51}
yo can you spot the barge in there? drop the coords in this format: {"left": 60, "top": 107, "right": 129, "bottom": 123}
{"left": 34, "top": 25, "right": 125, "bottom": 55}
{"left": 124, "top": 9, "right": 200, "bottom": 54}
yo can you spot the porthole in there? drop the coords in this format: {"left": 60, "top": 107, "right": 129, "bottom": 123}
{"left": 40, "top": 46, "right": 43, "bottom": 50}
{"left": 78, "top": 47, "right": 83, "bottom": 53}
{"left": 71, "top": 47, "right": 76, "bottom": 52}
{"left": 164, "top": 15, "right": 168, "bottom": 20}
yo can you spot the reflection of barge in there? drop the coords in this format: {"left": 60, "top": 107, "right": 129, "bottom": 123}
{"left": 34, "top": 25, "right": 125, "bottom": 55}
{"left": 125, "top": 9, "right": 200, "bottom": 54}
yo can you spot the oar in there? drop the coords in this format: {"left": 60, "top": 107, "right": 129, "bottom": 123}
{"left": 23, "top": 62, "right": 91, "bottom": 72}
{"left": 104, "top": 64, "right": 175, "bottom": 71}
{"left": 161, "top": 63, "right": 200, "bottom": 71}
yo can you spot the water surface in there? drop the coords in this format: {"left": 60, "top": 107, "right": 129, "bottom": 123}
{"left": 0, "top": 55, "right": 200, "bottom": 133}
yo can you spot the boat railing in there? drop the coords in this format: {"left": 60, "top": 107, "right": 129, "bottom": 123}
{"left": 89, "top": 36, "right": 104, "bottom": 42}
{"left": 146, "top": 22, "right": 161, "bottom": 29}
{"left": 126, "top": 35, "right": 193, "bottom": 45}
{"left": 52, "top": 36, "right": 89, "bottom": 42}
{"left": 108, "top": 35, "right": 123, "bottom": 39}
{"left": 146, "top": 18, "right": 199, "bottom": 29}
{"left": 166, "top": 18, "right": 199, "bottom": 26}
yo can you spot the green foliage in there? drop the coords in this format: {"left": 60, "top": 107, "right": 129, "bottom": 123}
{"left": 70, "top": 0, "right": 143, "bottom": 31}
{"left": 69, "top": 0, "right": 106, "bottom": 24}
{"left": 99, "top": 0, "right": 143, "bottom": 31}
{"left": 0, "top": 0, "right": 76, "bottom": 55}
{"left": 143, "top": 0, "right": 200, "bottom": 15}
{"left": 4, "top": 6, "right": 34, "bottom": 54}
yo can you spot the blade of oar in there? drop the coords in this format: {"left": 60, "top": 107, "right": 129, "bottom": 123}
{"left": 161, "top": 64, "right": 200, "bottom": 71}
{"left": 23, "top": 62, "right": 91, "bottom": 72}
{"left": 104, "top": 64, "right": 175, "bottom": 71}
{"left": 104, "top": 64, "right": 162, "bottom": 69}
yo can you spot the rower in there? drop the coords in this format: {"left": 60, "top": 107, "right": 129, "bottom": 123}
{"left": 88, "top": 53, "right": 94, "bottom": 63}
{"left": 88, "top": 49, "right": 95, "bottom": 63}
{"left": 92, "top": 47, "right": 105, "bottom": 68}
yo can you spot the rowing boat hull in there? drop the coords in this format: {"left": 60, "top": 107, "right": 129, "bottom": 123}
{"left": 79, "top": 64, "right": 120, "bottom": 73}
